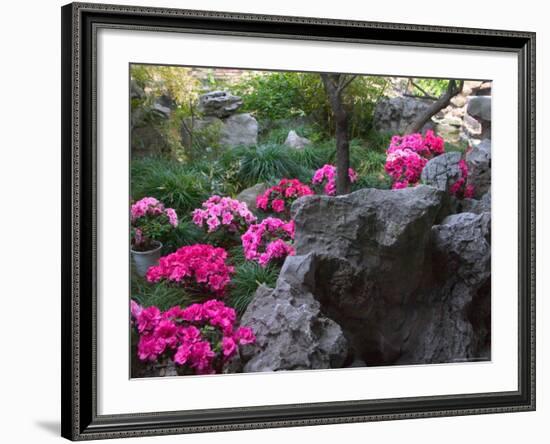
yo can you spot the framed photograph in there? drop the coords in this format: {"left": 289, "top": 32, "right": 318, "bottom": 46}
{"left": 61, "top": 2, "right": 536, "bottom": 440}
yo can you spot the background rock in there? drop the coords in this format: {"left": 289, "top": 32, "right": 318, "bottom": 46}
{"left": 284, "top": 130, "right": 311, "bottom": 149}
{"left": 373, "top": 96, "right": 435, "bottom": 134}
{"left": 182, "top": 113, "right": 258, "bottom": 149}
{"left": 466, "top": 139, "right": 491, "bottom": 197}
{"left": 198, "top": 90, "right": 243, "bottom": 118}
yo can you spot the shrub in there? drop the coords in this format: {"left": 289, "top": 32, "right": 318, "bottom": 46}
{"left": 242, "top": 217, "right": 295, "bottom": 267}
{"left": 130, "top": 197, "right": 178, "bottom": 250}
{"left": 131, "top": 157, "right": 209, "bottom": 216}
{"left": 192, "top": 196, "right": 257, "bottom": 235}
{"left": 146, "top": 244, "right": 234, "bottom": 297}
{"left": 228, "top": 262, "right": 280, "bottom": 314}
{"left": 237, "top": 144, "right": 305, "bottom": 187}
{"left": 312, "top": 164, "right": 358, "bottom": 195}
{"left": 130, "top": 299, "right": 255, "bottom": 374}
{"left": 256, "top": 179, "right": 314, "bottom": 216}
{"left": 384, "top": 131, "right": 445, "bottom": 189}
{"left": 450, "top": 159, "right": 475, "bottom": 199}
{"left": 131, "top": 275, "right": 199, "bottom": 312}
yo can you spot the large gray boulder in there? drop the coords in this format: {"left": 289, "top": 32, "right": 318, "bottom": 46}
{"left": 198, "top": 90, "right": 243, "bottom": 118}
{"left": 398, "top": 212, "right": 491, "bottom": 364}
{"left": 467, "top": 96, "right": 492, "bottom": 121}
{"left": 373, "top": 96, "right": 434, "bottom": 133}
{"left": 421, "top": 152, "right": 462, "bottom": 191}
{"left": 240, "top": 255, "right": 348, "bottom": 372}
{"left": 466, "top": 139, "right": 491, "bottom": 197}
{"left": 220, "top": 113, "right": 258, "bottom": 147}
{"left": 291, "top": 186, "right": 445, "bottom": 363}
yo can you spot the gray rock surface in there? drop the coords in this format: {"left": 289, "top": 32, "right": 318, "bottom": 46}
{"left": 284, "top": 130, "right": 311, "bottom": 149}
{"left": 240, "top": 186, "right": 491, "bottom": 370}
{"left": 398, "top": 212, "right": 492, "bottom": 364}
{"left": 236, "top": 183, "right": 267, "bottom": 212}
{"left": 291, "top": 186, "right": 445, "bottom": 363}
{"left": 240, "top": 255, "right": 348, "bottom": 372}
{"left": 421, "top": 152, "right": 462, "bottom": 192}
{"left": 198, "top": 90, "right": 243, "bottom": 118}
{"left": 220, "top": 113, "right": 258, "bottom": 147}
{"left": 373, "top": 96, "right": 434, "bottom": 133}
{"left": 466, "top": 139, "right": 491, "bottom": 197}
{"left": 461, "top": 191, "right": 491, "bottom": 214}
{"left": 467, "top": 96, "right": 492, "bottom": 121}
{"left": 182, "top": 113, "right": 258, "bottom": 149}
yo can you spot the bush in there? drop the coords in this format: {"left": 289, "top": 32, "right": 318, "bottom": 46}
{"left": 131, "top": 157, "right": 209, "bottom": 217}
{"left": 228, "top": 262, "right": 280, "bottom": 314}
{"left": 131, "top": 274, "right": 199, "bottom": 311}
{"left": 237, "top": 144, "right": 306, "bottom": 187}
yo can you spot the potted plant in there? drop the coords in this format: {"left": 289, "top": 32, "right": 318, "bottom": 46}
{"left": 130, "top": 197, "right": 178, "bottom": 276}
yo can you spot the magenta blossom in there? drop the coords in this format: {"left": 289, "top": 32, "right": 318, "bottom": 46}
{"left": 311, "top": 164, "right": 357, "bottom": 196}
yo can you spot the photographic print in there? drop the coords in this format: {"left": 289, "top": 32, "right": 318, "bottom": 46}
{"left": 129, "top": 65, "right": 492, "bottom": 378}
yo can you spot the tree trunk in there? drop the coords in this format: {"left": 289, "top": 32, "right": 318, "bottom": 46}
{"left": 321, "top": 74, "right": 352, "bottom": 195}
{"left": 405, "top": 80, "right": 464, "bottom": 134}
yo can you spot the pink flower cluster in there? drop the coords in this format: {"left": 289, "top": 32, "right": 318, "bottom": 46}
{"left": 241, "top": 217, "right": 295, "bottom": 267}
{"left": 192, "top": 196, "right": 257, "bottom": 234}
{"left": 131, "top": 196, "right": 178, "bottom": 226}
{"left": 146, "top": 244, "right": 234, "bottom": 296}
{"left": 130, "top": 197, "right": 178, "bottom": 249}
{"left": 384, "top": 130, "right": 445, "bottom": 189}
{"left": 256, "top": 179, "right": 314, "bottom": 214}
{"left": 311, "top": 164, "right": 358, "bottom": 196}
{"left": 450, "top": 159, "right": 475, "bottom": 199}
{"left": 131, "top": 300, "right": 255, "bottom": 374}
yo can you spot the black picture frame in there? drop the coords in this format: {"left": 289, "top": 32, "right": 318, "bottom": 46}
{"left": 61, "top": 2, "right": 536, "bottom": 440}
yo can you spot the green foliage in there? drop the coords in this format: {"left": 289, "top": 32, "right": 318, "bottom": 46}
{"left": 131, "top": 157, "right": 209, "bottom": 217}
{"left": 130, "top": 64, "right": 200, "bottom": 111}
{"left": 410, "top": 78, "right": 450, "bottom": 98}
{"left": 445, "top": 139, "right": 470, "bottom": 154}
{"left": 237, "top": 144, "right": 306, "bottom": 187}
{"left": 232, "top": 72, "right": 313, "bottom": 121}
{"left": 228, "top": 262, "right": 280, "bottom": 314}
{"left": 131, "top": 273, "right": 200, "bottom": 311}
{"left": 161, "top": 219, "right": 207, "bottom": 255}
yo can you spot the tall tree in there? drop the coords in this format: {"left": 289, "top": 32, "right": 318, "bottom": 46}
{"left": 320, "top": 73, "right": 357, "bottom": 195}
{"left": 405, "top": 79, "right": 464, "bottom": 134}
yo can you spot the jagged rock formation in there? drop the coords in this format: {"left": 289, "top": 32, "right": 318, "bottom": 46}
{"left": 240, "top": 186, "right": 491, "bottom": 370}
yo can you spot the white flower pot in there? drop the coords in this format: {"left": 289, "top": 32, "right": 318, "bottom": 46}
{"left": 131, "top": 241, "right": 162, "bottom": 277}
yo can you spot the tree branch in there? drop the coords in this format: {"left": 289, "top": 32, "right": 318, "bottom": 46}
{"left": 405, "top": 79, "right": 464, "bottom": 134}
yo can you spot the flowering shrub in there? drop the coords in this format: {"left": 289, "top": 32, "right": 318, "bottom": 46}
{"left": 311, "top": 164, "right": 358, "bottom": 196}
{"left": 146, "top": 244, "right": 234, "bottom": 296}
{"left": 450, "top": 159, "right": 475, "bottom": 199}
{"left": 256, "top": 178, "right": 314, "bottom": 214}
{"left": 131, "top": 197, "right": 178, "bottom": 251}
{"left": 384, "top": 130, "right": 445, "bottom": 189}
{"left": 242, "top": 217, "right": 295, "bottom": 267}
{"left": 192, "top": 196, "right": 257, "bottom": 234}
{"left": 131, "top": 299, "right": 256, "bottom": 375}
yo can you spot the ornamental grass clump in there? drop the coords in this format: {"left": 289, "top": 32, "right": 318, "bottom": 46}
{"left": 146, "top": 244, "right": 234, "bottom": 297}
{"left": 192, "top": 196, "right": 257, "bottom": 234}
{"left": 256, "top": 178, "right": 314, "bottom": 215}
{"left": 241, "top": 217, "right": 295, "bottom": 267}
{"left": 131, "top": 197, "right": 178, "bottom": 251}
{"left": 311, "top": 164, "right": 358, "bottom": 196}
{"left": 131, "top": 299, "right": 255, "bottom": 375}
{"left": 384, "top": 130, "right": 445, "bottom": 189}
